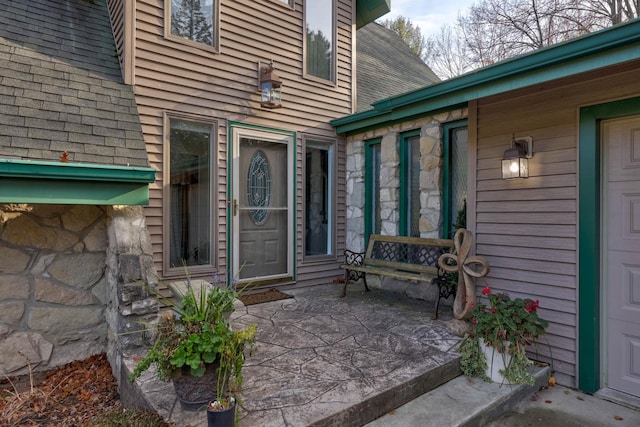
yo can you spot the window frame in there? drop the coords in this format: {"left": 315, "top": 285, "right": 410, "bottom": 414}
{"left": 162, "top": 112, "right": 218, "bottom": 277}
{"left": 442, "top": 120, "right": 468, "bottom": 239}
{"left": 399, "top": 130, "right": 421, "bottom": 237}
{"left": 303, "top": 0, "right": 337, "bottom": 84}
{"left": 302, "top": 136, "right": 337, "bottom": 262}
{"left": 164, "top": 0, "right": 220, "bottom": 53}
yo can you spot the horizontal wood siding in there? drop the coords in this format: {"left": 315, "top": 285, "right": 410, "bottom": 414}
{"left": 474, "top": 63, "right": 640, "bottom": 386}
{"left": 131, "top": 0, "right": 352, "bottom": 283}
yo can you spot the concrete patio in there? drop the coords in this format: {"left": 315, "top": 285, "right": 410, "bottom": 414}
{"left": 124, "top": 282, "right": 463, "bottom": 426}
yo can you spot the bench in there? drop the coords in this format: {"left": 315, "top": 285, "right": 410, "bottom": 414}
{"left": 340, "top": 234, "right": 456, "bottom": 319}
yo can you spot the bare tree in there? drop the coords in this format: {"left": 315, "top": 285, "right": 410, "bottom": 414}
{"left": 426, "top": 0, "right": 639, "bottom": 79}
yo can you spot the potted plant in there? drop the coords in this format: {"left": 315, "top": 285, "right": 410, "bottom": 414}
{"left": 206, "top": 324, "right": 257, "bottom": 426}
{"left": 129, "top": 274, "right": 256, "bottom": 413}
{"left": 460, "top": 286, "right": 548, "bottom": 385}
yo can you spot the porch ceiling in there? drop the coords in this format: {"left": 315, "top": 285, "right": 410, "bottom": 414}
{"left": 356, "top": 0, "right": 390, "bottom": 29}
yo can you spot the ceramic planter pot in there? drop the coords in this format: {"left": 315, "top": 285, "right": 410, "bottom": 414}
{"left": 479, "top": 338, "right": 515, "bottom": 384}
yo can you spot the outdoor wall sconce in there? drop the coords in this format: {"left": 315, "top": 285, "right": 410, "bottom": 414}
{"left": 258, "top": 60, "right": 282, "bottom": 109}
{"left": 501, "top": 136, "right": 533, "bottom": 179}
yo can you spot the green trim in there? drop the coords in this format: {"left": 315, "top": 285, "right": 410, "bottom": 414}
{"left": 578, "top": 96, "right": 640, "bottom": 394}
{"left": 226, "top": 123, "right": 297, "bottom": 283}
{"left": 442, "top": 120, "right": 468, "bottom": 239}
{"left": 364, "top": 138, "right": 381, "bottom": 243}
{"left": 0, "top": 159, "right": 155, "bottom": 205}
{"left": 333, "top": 19, "right": 640, "bottom": 135}
{"left": 399, "top": 130, "right": 420, "bottom": 236}
{"left": 355, "top": 0, "right": 390, "bottom": 29}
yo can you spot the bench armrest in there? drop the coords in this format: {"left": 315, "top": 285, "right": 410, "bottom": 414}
{"left": 344, "top": 249, "right": 365, "bottom": 267}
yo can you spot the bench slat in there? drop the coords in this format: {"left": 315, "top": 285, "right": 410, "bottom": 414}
{"left": 340, "top": 264, "right": 438, "bottom": 282}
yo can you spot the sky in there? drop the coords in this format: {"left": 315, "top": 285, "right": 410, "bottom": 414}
{"left": 381, "top": 0, "right": 476, "bottom": 38}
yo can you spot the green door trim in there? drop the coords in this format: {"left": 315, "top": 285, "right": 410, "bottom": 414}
{"left": 578, "top": 95, "right": 640, "bottom": 393}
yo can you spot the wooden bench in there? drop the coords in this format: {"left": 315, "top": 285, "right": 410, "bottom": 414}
{"left": 340, "top": 234, "right": 456, "bottom": 319}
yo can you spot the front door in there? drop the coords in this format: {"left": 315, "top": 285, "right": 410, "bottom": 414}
{"left": 603, "top": 115, "right": 640, "bottom": 398}
{"left": 231, "top": 126, "right": 294, "bottom": 285}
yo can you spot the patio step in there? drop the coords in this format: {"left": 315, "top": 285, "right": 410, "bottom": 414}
{"left": 365, "top": 365, "right": 549, "bottom": 426}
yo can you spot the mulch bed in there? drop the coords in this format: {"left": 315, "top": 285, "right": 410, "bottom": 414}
{"left": 0, "top": 353, "right": 168, "bottom": 426}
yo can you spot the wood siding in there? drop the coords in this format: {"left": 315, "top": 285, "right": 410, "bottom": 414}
{"left": 473, "top": 62, "right": 640, "bottom": 386}
{"left": 109, "top": 0, "right": 353, "bottom": 285}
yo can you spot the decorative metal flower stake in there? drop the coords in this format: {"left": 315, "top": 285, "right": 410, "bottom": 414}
{"left": 438, "top": 229, "right": 490, "bottom": 320}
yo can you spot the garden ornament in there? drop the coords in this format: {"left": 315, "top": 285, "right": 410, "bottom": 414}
{"left": 438, "top": 229, "right": 490, "bottom": 320}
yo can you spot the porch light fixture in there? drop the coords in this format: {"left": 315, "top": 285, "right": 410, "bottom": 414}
{"left": 501, "top": 136, "right": 533, "bottom": 179}
{"left": 259, "top": 61, "right": 282, "bottom": 109}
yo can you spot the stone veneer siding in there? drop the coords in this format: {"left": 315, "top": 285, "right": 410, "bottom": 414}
{"left": 0, "top": 204, "right": 158, "bottom": 381}
{"left": 345, "top": 109, "right": 467, "bottom": 252}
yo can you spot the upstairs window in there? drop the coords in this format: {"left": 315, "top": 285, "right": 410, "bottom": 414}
{"left": 305, "top": 0, "right": 335, "bottom": 82}
{"left": 167, "top": 0, "right": 219, "bottom": 50}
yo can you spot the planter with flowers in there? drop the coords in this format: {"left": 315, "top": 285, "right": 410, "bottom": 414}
{"left": 129, "top": 274, "right": 256, "bottom": 416}
{"left": 460, "top": 286, "right": 548, "bottom": 385}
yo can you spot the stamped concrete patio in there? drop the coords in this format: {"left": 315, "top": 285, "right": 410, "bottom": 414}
{"left": 124, "top": 282, "right": 462, "bottom": 426}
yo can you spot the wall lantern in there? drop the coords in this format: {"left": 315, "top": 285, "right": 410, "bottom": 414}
{"left": 259, "top": 61, "right": 282, "bottom": 109}
{"left": 501, "top": 136, "right": 533, "bottom": 179}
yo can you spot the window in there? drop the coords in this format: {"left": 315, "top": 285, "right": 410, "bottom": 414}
{"left": 305, "top": 0, "right": 334, "bottom": 81}
{"left": 442, "top": 121, "right": 468, "bottom": 238}
{"left": 304, "top": 139, "right": 335, "bottom": 257}
{"left": 166, "top": 117, "right": 214, "bottom": 270}
{"left": 399, "top": 131, "right": 421, "bottom": 237}
{"left": 365, "top": 139, "right": 382, "bottom": 238}
{"left": 167, "top": 0, "right": 219, "bottom": 49}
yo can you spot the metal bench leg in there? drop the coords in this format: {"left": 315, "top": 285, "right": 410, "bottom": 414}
{"left": 341, "top": 272, "right": 349, "bottom": 298}
{"left": 362, "top": 273, "right": 370, "bottom": 292}
{"left": 432, "top": 294, "right": 441, "bottom": 320}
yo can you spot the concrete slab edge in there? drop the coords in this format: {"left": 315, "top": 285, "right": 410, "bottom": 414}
{"left": 311, "top": 358, "right": 462, "bottom": 427}
{"left": 459, "top": 365, "right": 550, "bottom": 427}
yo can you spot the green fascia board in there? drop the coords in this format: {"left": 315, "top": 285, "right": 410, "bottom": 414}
{"left": 0, "top": 159, "right": 155, "bottom": 205}
{"left": 333, "top": 18, "right": 640, "bottom": 134}
{"left": 356, "top": 0, "right": 390, "bottom": 29}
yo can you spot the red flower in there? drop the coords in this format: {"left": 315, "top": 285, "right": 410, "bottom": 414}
{"left": 482, "top": 286, "right": 491, "bottom": 295}
{"left": 470, "top": 302, "right": 476, "bottom": 308}
{"left": 525, "top": 299, "right": 540, "bottom": 313}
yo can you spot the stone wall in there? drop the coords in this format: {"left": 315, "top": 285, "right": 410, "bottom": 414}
{"left": 0, "top": 204, "right": 158, "bottom": 382}
{"left": 0, "top": 204, "right": 110, "bottom": 376}
{"left": 345, "top": 109, "right": 467, "bottom": 252}
{"left": 344, "top": 110, "right": 467, "bottom": 300}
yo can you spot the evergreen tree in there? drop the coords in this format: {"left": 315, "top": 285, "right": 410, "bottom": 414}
{"left": 171, "top": 0, "right": 213, "bottom": 45}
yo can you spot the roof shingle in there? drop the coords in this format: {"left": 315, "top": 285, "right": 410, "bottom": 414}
{"left": 0, "top": 0, "right": 148, "bottom": 167}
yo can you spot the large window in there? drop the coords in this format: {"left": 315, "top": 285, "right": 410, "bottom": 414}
{"left": 166, "top": 117, "right": 214, "bottom": 270}
{"left": 442, "top": 122, "right": 468, "bottom": 238}
{"left": 399, "top": 131, "right": 421, "bottom": 237}
{"left": 304, "top": 139, "right": 335, "bottom": 258}
{"left": 365, "top": 139, "right": 382, "bottom": 238}
{"left": 167, "top": 0, "right": 219, "bottom": 49}
{"left": 305, "top": 0, "right": 334, "bottom": 81}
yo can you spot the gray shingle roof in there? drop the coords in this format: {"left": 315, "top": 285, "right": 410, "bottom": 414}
{"left": 357, "top": 22, "right": 440, "bottom": 112}
{"left": 0, "top": 0, "right": 148, "bottom": 167}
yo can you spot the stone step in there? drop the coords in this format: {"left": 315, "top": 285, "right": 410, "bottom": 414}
{"left": 365, "top": 365, "right": 550, "bottom": 426}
